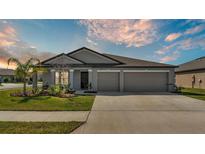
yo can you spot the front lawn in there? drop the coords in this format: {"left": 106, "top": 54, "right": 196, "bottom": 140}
{"left": 0, "top": 89, "right": 95, "bottom": 111}
{"left": 180, "top": 88, "right": 205, "bottom": 101}
{"left": 0, "top": 121, "right": 83, "bottom": 134}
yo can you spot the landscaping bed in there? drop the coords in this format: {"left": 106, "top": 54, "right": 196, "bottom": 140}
{"left": 0, "top": 89, "right": 95, "bottom": 111}
{"left": 0, "top": 121, "right": 83, "bottom": 134}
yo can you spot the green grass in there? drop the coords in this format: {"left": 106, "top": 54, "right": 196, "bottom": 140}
{"left": 180, "top": 88, "right": 205, "bottom": 101}
{"left": 0, "top": 121, "right": 83, "bottom": 134}
{"left": 0, "top": 89, "right": 95, "bottom": 111}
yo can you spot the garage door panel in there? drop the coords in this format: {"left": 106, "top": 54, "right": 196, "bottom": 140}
{"left": 98, "top": 72, "right": 120, "bottom": 91}
{"left": 124, "top": 72, "right": 168, "bottom": 92}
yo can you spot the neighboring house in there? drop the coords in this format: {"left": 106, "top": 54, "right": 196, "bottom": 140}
{"left": 176, "top": 56, "right": 205, "bottom": 89}
{"left": 0, "top": 68, "right": 15, "bottom": 83}
{"left": 33, "top": 47, "right": 176, "bottom": 92}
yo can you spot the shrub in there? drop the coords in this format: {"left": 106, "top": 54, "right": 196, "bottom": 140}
{"left": 3, "top": 77, "right": 9, "bottom": 83}
{"left": 176, "top": 86, "right": 183, "bottom": 93}
{"left": 42, "top": 82, "right": 49, "bottom": 90}
{"left": 32, "top": 87, "right": 41, "bottom": 95}
{"left": 48, "top": 85, "right": 61, "bottom": 96}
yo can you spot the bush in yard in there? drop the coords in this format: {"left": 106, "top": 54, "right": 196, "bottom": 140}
{"left": 64, "top": 83, "right": 75, "bottom": 94}
{"left": 32, "top": 87, "right": 41, "bottom": 95}
{"left": 3, "top": 77, "right": 9, "bottom": 83}
{"left": 48, "top": 85, "right": 61, "bottom": 96}
{"left": 176, "top": 86, "right": 183, "bottom": 93}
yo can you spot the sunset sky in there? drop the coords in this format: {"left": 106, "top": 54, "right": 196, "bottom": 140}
{"left": 0, "top": 19, "right": 205, "bottom": 69}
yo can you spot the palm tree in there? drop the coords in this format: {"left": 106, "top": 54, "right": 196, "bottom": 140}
{"left": 8, "top": 58, "right": 40, "bottom": 96}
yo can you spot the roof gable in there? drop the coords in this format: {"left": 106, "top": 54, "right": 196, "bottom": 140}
{"left": 42, "top": 53, "right": 84, "bottom": 65}
{"left": 68, "top": 47, "right": 122, "bottom": 64}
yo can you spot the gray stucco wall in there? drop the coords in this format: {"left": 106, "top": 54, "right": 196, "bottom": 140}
{"left": 42, "top": 70, "right": 55, "bottom": 86}
{"left": 167, "top": 68, "right": 176, "bottom": 92}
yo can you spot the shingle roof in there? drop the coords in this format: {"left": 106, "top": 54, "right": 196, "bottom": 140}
{"left": 0, "top": 68, "right": 15, "bottom": 76}
{"left": 176, "top": 56, "right": 205, "bottom": 73}
{"left": 103, "top": 53, "right": 176, "bottom": 68}
{"left": 39, "top": 47, "right": 176, "bottom": 68}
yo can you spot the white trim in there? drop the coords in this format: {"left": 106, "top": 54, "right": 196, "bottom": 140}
{"left": 69, "top": 69, "right": 74, "bottom": 72}
{"left": 97, "top": 70, "right": 121, "bottom": 73}
{"left": 70, "top": 68, "right": 91, "bottom": 70}
{"left": 123, "top": 70, "right": 170, "bottom": 73}
{"left": 88, "top": 69, "right": 93, "bottom": 72}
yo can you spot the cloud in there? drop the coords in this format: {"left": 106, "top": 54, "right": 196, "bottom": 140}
{"left": 155, "top": 43, "right": 176, "bottom": 55}
{"left": 0, "top": 40, "right": 15, "bottom": 46}
{"left": 164, "top": 22, "right": 205, "bottom": 44}
{"left": 184, "top": 24, "right": 205, "bottom": 35}
{"left": 86, "top": 37, "right": 98, "bottom": 46}
{"left": 157, "top": 34, "right": 205, "bottom": 56}
{"left": 156, "top": 33, "right": 205, "bottom": 63}
{"left": 165, "top": 33, "right": 182, "bottom": 42}
{"left": 160, "top": 51, "right": 180, "bottom": 63}
{"left": 0, "top": 25, "right": 16, "bottom": 39}
{"left": 80, "top": 19, "right": 158, "bottom": 48}
{"left": 0, "top": 25, "right": 17, "bottom": 48}
{"left": 0, "top": 22, "right": 55, "bottom": 69}
{"left": 4, "top": 26, "right": 16, "bottom": 37}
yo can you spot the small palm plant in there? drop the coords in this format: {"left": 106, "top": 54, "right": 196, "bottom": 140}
{"left": 8, "top": 58, "right": 40, "bottom": 96}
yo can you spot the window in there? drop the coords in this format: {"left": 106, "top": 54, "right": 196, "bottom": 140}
{"left": 55, "top": 71, "right": 69, "bottom": 85}
{"left": 61, "top": 71, "right": 69, "bottom": 85}
{"left": 55, "top": 72, "right": 60, "bottom": 84}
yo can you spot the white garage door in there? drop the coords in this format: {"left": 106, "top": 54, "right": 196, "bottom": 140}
{"left": 124, "top": 72, "right": 168, "bottom": 92}
{"left": 97, "top": 72, "right": 120, "bottom": 91}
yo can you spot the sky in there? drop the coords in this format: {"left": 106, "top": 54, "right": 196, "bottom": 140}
{"left": 0, "top": 19, "right": 205, "bottom": 69}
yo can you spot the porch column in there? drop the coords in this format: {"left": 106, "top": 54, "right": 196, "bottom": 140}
{"left": 168, "top": 68, "right": 175, "bottom": 92}
{"left": 50, "top": 69, "right": 55, "bottom": 86}
{"left": 32, "top": 72, "right": 38, "bottom": 89}
{"left": 120, "top": 70, "right": 124, "bottom": 92}
{"left": 88, "top": 69, "right": 93, "bottom": 90}
{"left": 69, "top": 69, "right": 74, "bottom": 89}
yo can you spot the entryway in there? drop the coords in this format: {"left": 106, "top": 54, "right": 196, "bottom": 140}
{"left": 81, "top": 72, "right": 88, "bottom": 89}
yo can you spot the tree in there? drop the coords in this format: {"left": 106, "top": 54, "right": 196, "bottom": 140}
{"left": 8, "top": 58, "right": 40, "bottom": 96}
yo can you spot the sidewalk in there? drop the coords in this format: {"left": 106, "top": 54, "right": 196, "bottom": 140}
{"left": 0, "top": 111, "right": 89, "bottom": 122}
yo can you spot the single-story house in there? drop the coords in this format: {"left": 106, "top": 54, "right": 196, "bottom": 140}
{"left": 0, "top": 68, "right": 15, "bottom": 83}
{"left": 176, "top": 56, "right": 205, "bottom": 89}
{"left": 33, "top": 47, "right": 176, "bottom": 92}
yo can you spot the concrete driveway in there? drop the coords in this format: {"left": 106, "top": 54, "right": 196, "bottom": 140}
{"left": 73, "top": 92, "right": 205, "bottom": 133}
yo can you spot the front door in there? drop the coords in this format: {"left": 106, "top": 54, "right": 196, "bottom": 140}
{"left": 81, "top": 72, "right": 88, "bottom": 89}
